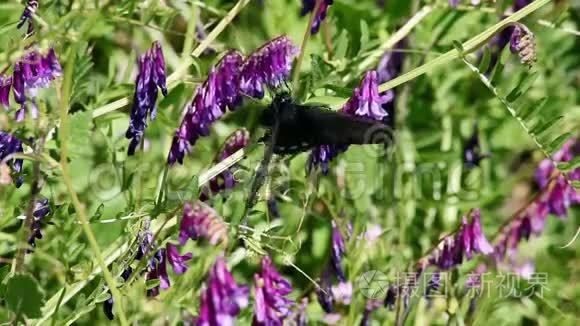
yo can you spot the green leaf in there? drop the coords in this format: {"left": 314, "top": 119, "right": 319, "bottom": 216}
{"left": 68, "top": 111, "right": 94, "bottom": 159}
{"left": 146, "top": 279, "right": 160, "bottom": 290}
{"left": 95, "top": 291, "right": 112, "bottom": 303}
{"left": 478, "top": 47, "right": 491, "bottom": 73}
{"left": 359, "top": 20, "right": 370, "bottom": 54}
{"left": 548, "top": 132, "right": 572, "bottom": 154}
{"left": 5, "top": 273, "right": 45, "bottom": 319}
{"left": 530, "top": 115, "right": 562, "bottom": 136}
{"left": 519, "top": 98, "right": 547, "bottom": 121}
{"left": 571, "top": 180, "right": 580, "bottom": 190}
{"left": 452, "top": 40, "right": 465, "bottom": 54}
{"left": 334, "top": 30, "right": 350, "bottom": 59}
{"left": 557, "top": 157, "right": 580, "bottom": 172}
{"left": 506, "top": 72, "right": 539, "bottom": 103}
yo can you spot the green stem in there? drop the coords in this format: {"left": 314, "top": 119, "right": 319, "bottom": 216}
{"left": 291, "top": 0, "right": 320, "bottom": 94}
{"left": 377, "top": 0, "right": 550, "bottom": 94}
{"left": 57, "top": 47, "right": 129, "bottom": 326}
{"left": 182, "top": 4, "right": 198, "bottom": 58}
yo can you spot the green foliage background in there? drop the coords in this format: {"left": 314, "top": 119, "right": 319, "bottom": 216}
{"left": 0, "top": 0, "right": 579, "bottom": 325}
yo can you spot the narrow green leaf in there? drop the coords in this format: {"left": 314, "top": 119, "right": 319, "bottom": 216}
{"left": 557, "top": 157, "right": 580, "bottom": 172}
{"left": 571, "top": 180, "right": 580, "bottom": 190}
{"left": 490, "top": 60, "right": 505, "bottom": 84}
{"left": 359, "top": 20, "right": 370, "bottom": 53}
{"left": 520, "top": 97, "right": 547, "bottom": 121}
{"left": 452, "top": 40, "right": 465, "bottom": 54}
{"left": 478, "top": 47, "right": 491, "bottom": 73}
{"left": 548, "top": 132, "right": 572, "bottom": 154}
{"left": 530, "top": 115, "right": 562, "bottom": 136}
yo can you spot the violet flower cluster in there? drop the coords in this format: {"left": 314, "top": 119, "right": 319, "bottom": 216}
{"left": 0, "top": 48, "right": 61, "bottom": 121}
{"left": 200, "top": 128, "right": 250, "bottom": 201}
{"left": 509, "top": 24, "right": 536, "bottom": 67}
{"left": 125, "top": 41, "right": 167, "bottom": 155}
{"left": 308, "top": 71, "right": 390, "bottom": 174}
{"left": 194, "top": 257, "right": 249, "bottom": 326}
{"left": 17, "top": 0, "right": 39, "bottom": 35}
{"left": 314, "top": 221, "right": 353, "bottom": 320}
{"left": 28, "top": 197, "right": 51, "bottom": 250}
{"left": 253, "top": 256, "right": 295, "bottom": 325}
{"left": 0, "top": 131, "right": 24, "bottom": 187}
{"left": 417, "top": 209, "right": 494, "bottom": 271}
{"left": 493, "top": 139, "right": 580, "bottom": 265}
{"left": 169, "top": 36, "right": 298, "bottom": 165}
{"left": 301, "top": 0, "right": 334, "bottom": 34}
{"left": 179, "top": 201, "right": 228, "bottom": 246}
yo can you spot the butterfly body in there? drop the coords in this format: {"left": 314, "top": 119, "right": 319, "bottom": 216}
{"left": 260, "top": 93, "right": 391, "bottom": 154}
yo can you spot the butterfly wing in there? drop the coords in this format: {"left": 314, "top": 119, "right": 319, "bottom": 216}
{"left": 271, "top": 105, "right": 392, "bottom": 153}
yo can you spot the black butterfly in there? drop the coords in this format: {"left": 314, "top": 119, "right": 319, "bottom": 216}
{"left": 244, "top": 92, "right": 393, "bottom": 216}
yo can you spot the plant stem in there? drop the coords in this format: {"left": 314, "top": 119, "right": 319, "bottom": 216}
{"left": 377, "top": 0, "right": 550, "bottom": 94}
{"left": 57, "top": 47, "right": 129, "bottom": 326}
{"left": 12, "top": 122, "right": 45, "bottom": 273}
{"left": 182, "top": 3, "right": 198, "bottom": 58}
{"left": 291, "top": 0, "right": 321, "bottom": 95}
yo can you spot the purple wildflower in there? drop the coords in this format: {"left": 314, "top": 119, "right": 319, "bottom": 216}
{"left": 166, "top": 243, "right": 192, "bottom": 275}
{"left": 200, "top": 128, "right": 250, "bottom": 200}
{"left": 146, "top": 248, "right": 170, "bottom": 297}
{"left": 330, "top": 281, "right": 352, "bottom": 305}
{"left": 28, "top": 197, "right": 50, "bottom": 249}
{"left": 418, "top": 209, "right": 493, "bottom": 271}
{"left": 509, "top": 24, "right": 536, "bottom": 67}
{"left": 125, "top": 41, "right": 167, "bottom": 155}
{"left": 135, "top": 226, "right": 154, "bottom": 261}
{"left": 239, "top": 36, "right": 299, "bottom": 99}
{"left": 253, "top": 256, "right": 295, "bottom": 325}
{"left": 0, "top": 75, "right": 11, "bottom": 107}
{"left": 267, "top": 196, "right": 281, "bottom": 219}
{"left": 315, "top": 270, "right": 334, "bottom": 313}
{"left": 0, "top": 131, "right": 24, "bottom": 187}
{"left": 196, "top": 257, "right": 249, "bottom": 326}
{"left": 17, "top": 0, "right": 38, "bottom": 35}
{"left": 360, "top": 300, "right": 382, "bottom": 326}
{"left": 178, "top": 201, "right": 228, "bottom": 246}
{"left": 7, "top": 48, "right": 62, "bottom": 121}
{"left": 513, "top": 0, "right": 532, "bottom": 11}
{"left": 449, "top": 0, "right": 459, "bottom": 7}
{"left": 103, "top": 267, "right": 132, "bottom": 320}
{"left": 291, "top": 298, "right": 308, "bottom": 326}
{"left": 301, "top": 0, "right": 334, "bottom": 34}
{"left": 168, "top": 51, "right": 244, "bottom": 165}
{"left": 308, "top": 71, "right": 389, "bottom": 173}
{"left": 463, "top": 124, "right": 489, "bottom": 168}
{"left": 330, "top": 221, "right": 347, "bottom": 282}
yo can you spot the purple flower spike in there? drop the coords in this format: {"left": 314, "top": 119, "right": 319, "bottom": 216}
{"left": 342, "top": 71, "right": 390, "bottom": 120}
{"left": 509, "top": 24, "right": 536, "bottom": 67}
{"left": 196, "top": 257, "right": 249, "bottom": 326}
{"left": 0, "top": 131, "right": 24, "bottom": 187}
{"left": 470, "top": 209, "right": 494, "bottom": 255}
{"left": 0, "top": 75, "right": 11, "bottom": 107}
{"left": 146, "top": 248, "right": 170, "bottom": 296}
{"left": 168, "top": 51, "right": 244, "bottom": 165}
{"left": 420, "top": 209, "right": 493, "bottom": 271}
{"left": 200, "top": 128, "right": 250, "bottom": 200}
{"left": 179, "top": 201, "right": 228, "bottom": 246}
{"left": 301, "top": 1, "right": 334, "bottom": 34}
{"left": 308, "top": 70, "right": 389, "bottom": 173}
{"left": 330, "top": 221, "right": 347, "bottom": 282}
{"left": 17, "top": 0, "right": 39, "bottom": 35}
{"left": 28, "top": 197, "right": 51, "bottom": 249}
{"left": 125, "top": 41, "right": 167, "bottom": 155}
{"left": 253, "top": 256, "right": 295, "bottom": 325}
{"left": 239, "top": 36, "right": 299, "bottom": 99}
{"left": 449, "top": 0, "right": 459, "bottom": 7}
{"left": 166, "top": 243, "right": 192, "bottom": 275}
{"left": 6, "top": 48, "right": 61, "bottom": 121}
